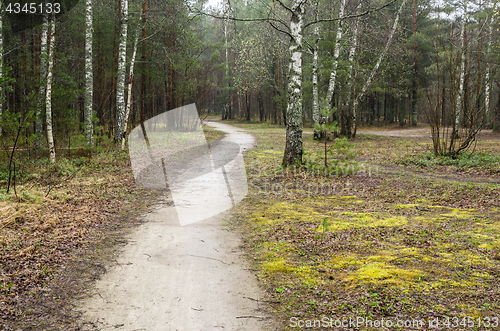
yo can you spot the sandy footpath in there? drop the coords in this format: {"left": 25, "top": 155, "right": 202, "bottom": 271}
{"left": 77, "top": 122, "right": 279, "bottom": 331}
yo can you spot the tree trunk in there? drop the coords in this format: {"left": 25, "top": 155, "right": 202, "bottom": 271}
{"left": 484, "top": 3, "right": 495, "bottom": 125}
{"left": 85, "top": 0, "right": 94, "bottom": 148}
{"left": 454, "top": 0, "right": 467, "bottom": 137}
{"left": 282, "top": 0, "right": 304, "bottom": 167}
{"left": 115, "top": 0, "right": 128, "bottom": 142}
{"left": 141, "top": 0, "right": 147, "bottom": 125}
{"left": 46, "top": 15, "right": 56, "bottom": 164}
{"left": 258, "top": 93, "right": 264, "bottom": 121}
{"left": 122, "top": 15, "right": 144, "bottom": 150}
{"left": 325, "top": 0, "right": 346, "bottom": 112}
{"left": 223, "top": 2, "right": 230, "bottom": 120}
{"left": 411, "top": 0, "right": 418, "bottom": 126}
{"left": 245, "top": 87, "right": 250, "bottom": 121}
{"left": 0, "top": 1, "right": 3, "bottom": 137}
{"left": 34, "top": 17, "right": 48, "bottom": 149}
{"left": 343, "top": 19, "right": 359, "bottom": 137}
{"left": 352, "top": 0, "right": 408, "bottom": 137}
{"left": 312, "top": 0, "right": 320, "bottom": 125}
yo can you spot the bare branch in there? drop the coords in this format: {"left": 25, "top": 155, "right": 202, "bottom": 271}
{"left": 269, "top": 20, "right": 292, "bottom": 39}
{"left": 273, "top": 0, "right": 294, "bottom": 15}
{"left": 304, "top": 0, "right": 399, "bottom": 30}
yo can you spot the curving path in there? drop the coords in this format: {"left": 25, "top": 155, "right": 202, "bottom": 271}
{"left": 77, "top": 122, "right": 279, "bottom": 331}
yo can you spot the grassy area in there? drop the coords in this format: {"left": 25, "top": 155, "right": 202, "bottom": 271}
{"left": 201, "top": 125, "right": 225, "bottom": 143}
{"left": 0, "top": 126, "right": 224, "bottom": 329}
{"left": 232, "top": 123, "right": 500, "bottom": 330}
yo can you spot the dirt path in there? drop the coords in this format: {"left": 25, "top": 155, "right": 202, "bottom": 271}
{"left": 77, "top": 122, "right": 279, "bottom": 331}
{"left": 357, "top": 127, "right": 497, "bottom": 139}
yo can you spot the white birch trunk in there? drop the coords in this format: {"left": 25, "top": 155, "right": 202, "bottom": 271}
{"left": 283, "top": 0, "right": 304, "bottom": 167}
{"left": 115, "top": 0, "right": 128, "bottom": 142}
{"left": 345, "top": 19, "right": 359, "bottom": 108}
{"left": 312, "top": 0, "right": 320, "bottom": 125}
{"left": 484, "top": 2, "right": 495, "bottom": 123}
{"left": 484, "top": 23, "right": 492, "bottom": 121}
{"left": 122, "top": 19, "right": 143, "bottom": 150}
{"left": 352, "top": 0, "right": 408, "bottom": 135}
{"left": 85, "top": 0, "right": 94, "bottom": 148}
{"left": 325, "top": 0, "right": 346, "bottom": 112}
{"left": 0, "top": 1, "right": 3, "bottom": 137}
{"left": 46, "top": 16, "right": 56, "bottom": 163}
{"left": 454, "top": 0, "right": 467, "bottom": 134}
{"left": 35, "top": 16, "right": 48, "bottom": 149}
{"left": 224, "top": 1, "right": 229, "bottom": 118}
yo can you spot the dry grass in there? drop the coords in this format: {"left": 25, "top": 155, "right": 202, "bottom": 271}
{"left": 0, "top": 124, "right": 225, "bottom": 329}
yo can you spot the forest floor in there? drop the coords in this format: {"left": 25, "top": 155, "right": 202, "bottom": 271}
{"left": 228, "top": 122, "right": 500, "bottom": 330}
{"left": 0, "top": 127, "right": 226, "bottom": 330}
{"left": 1, "top": 121, "right": 499, "bottom": 330}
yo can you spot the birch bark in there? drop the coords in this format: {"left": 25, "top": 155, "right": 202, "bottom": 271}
{"left": 0, "top": 1, "right": 3, "bottom": 137}
{"left": 85, "top": 0, "right": 94, "bottom": 148}
{"left": 325, "top": 0, "right": 346, "bottom": 112}
{"left": 351, "top": 0, "right": 408, "bottom": 137}
{"left": 34, "top": 16, "right": 48, "bottom": 149}
{"left": 454, "top": 0, "right": 467, "bottom": 136}
{"left": 312, "top": 1, "right": 320, "bottom": 125}
{"left": 115, "top": 0, "right": 128, "bottom": 142}
{"left": 224, "top": 3, "right": 230, "bottom": 120}
{"left": 411, "top": 0, "right": 418, "bottom": 126}
{"left": 282, "top": 0, "right": 304, "bottom": 167}
{"left": 122, "top": 18, "right": 144, "bottom": 150}
{"left": 484, "top": 1, "right": 496, "bottom": 123}
{"left": 343, "top": 20, "right": 359, "bottom": 135}
{"left": 46, "top": 16, "right": 56, "bottom": 163}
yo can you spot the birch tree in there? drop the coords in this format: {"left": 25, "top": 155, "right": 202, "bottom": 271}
{"left": 339, "top": 18, "right": 359, "bottom": 136}
{"left": 311, "top": 0, "right": 320, "bottom": 126}
{"left": 122, "top": 16, "right": 145, "bottom": 150}
{"left": 196, "top": 0, "right": 409, "bottom": 166}
{"left": 0, "top": 1, "right": 3, "bottom": 137}
{"left": 410, "top": 0, "right": 420, "bottom": 126}
{"left": 85, "top": 0, "right": 94, "bottom": 148}
{"left": 46, "top": 15, "right": 56, "bottom": 163}
{"left": 34, "top": 16, "right": 48, "bottom": 149}
{"left": 454, "top": 0, "right": 467, "bottom": 138}
{"left": 223, "top": 0, "right": 231, "bottom": 120}
{"left": 283, "top": 0, "right": 305, "bottom": 167}
{"left": 349, "top": 0, "right": 408, "bottom": 137}
{"left": 484, "top": 1, "right": 496, "bottom": 124}
{"left": 115, "top": 0, "right": 128, "bottom": 142}
{"left": 325, "top": 0, "right": 346, "bottom": 113}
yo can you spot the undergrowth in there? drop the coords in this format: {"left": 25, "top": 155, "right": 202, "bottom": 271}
{"left": 402, "top": 152, "right": 500, "bottom": 172}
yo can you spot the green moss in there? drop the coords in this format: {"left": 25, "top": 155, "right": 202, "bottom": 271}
{"left": 261, "top": 258, "right": 321, "bottom": 286}
{"left": 394, "top": 203, "right": 419, "bottom": 209}
{"left": 344, "top": 262, "right": 424, "bottom": 287}
{"left": 324, "top": 213, "right": 407, "bottom": 230}
{"left": 251, "top": 201, "right": 323, "bottom": 227}
{"left": 430, "top": 278, "right": 481, "bottom": 289}
{"left": 441, "top": 208, "right": 476, "bottom": 219}
{"left": 371, "top": 216, "right": 407, "bottom": 227}
{"left": 261, "top": 241, "right": 295, "bottom": 259}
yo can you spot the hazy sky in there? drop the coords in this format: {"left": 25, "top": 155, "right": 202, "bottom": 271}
{"left": 206, "top": 0, "right": 223, "bottom": 10}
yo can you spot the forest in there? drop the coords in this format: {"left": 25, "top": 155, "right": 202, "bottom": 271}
{"left": 0, "top": 0, "right": 500, "bottom": 329}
